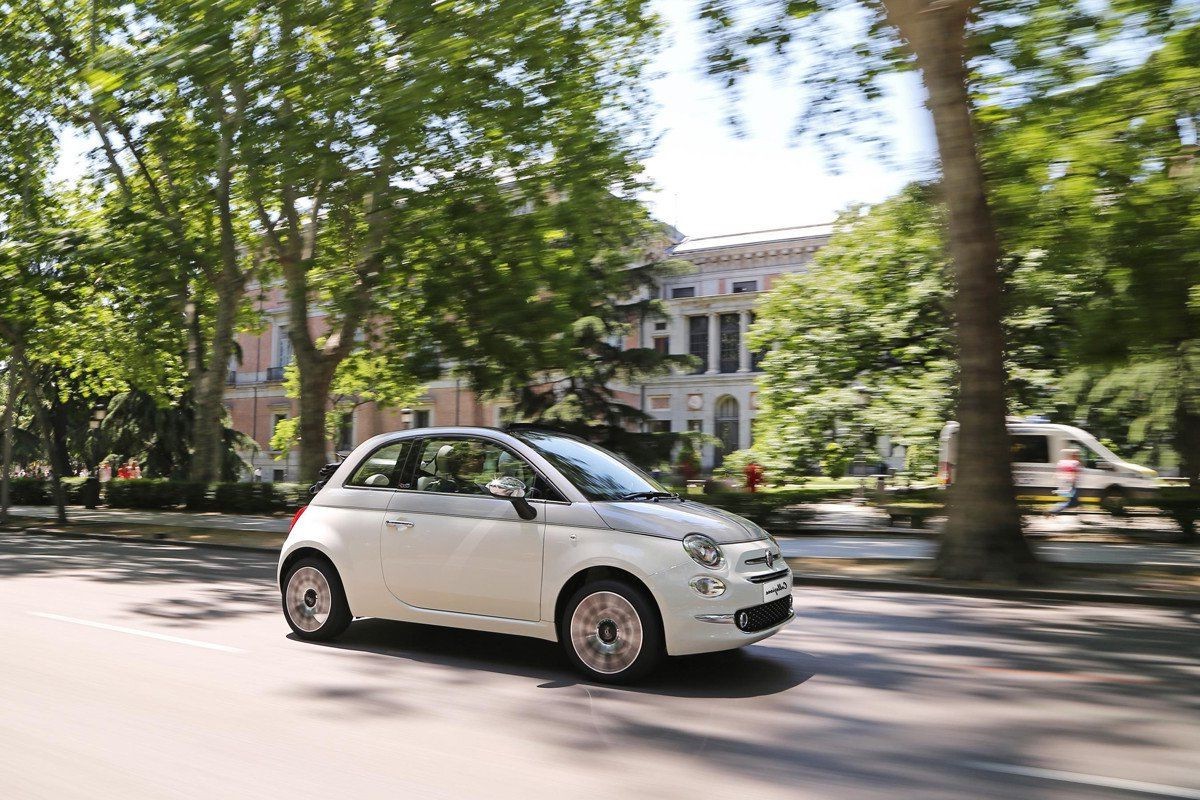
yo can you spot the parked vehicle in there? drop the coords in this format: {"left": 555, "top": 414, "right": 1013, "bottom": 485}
{"left": 278, "top": 426, "right": 793, "bottom": 682}
{"left": 938, "top": 419, "right": 1158, "bottom": 513}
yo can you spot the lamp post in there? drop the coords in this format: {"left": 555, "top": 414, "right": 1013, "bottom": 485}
{"left": 400, "top": 408, "right": 413, "bottom": 430}
{"left": 85, "top": 404, "right": 107, "bottom": 509}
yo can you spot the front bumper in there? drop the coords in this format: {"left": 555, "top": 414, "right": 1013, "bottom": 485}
{"left": 655, "top": 546, "right": 796, "bottom": 656}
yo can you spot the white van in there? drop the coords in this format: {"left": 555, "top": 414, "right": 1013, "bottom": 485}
{"left": 938, "top": 419, "right": 1157, "bottom": 511}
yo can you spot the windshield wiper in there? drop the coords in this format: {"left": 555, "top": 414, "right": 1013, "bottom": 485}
{"left": 617, "top": 491, "right": 681, "bottom": 502}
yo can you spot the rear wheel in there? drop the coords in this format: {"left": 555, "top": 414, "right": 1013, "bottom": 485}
{"left": 561, "top": 579, "right": 663, "bottom": 684}
{"left": 282, "top": 557, "right": 352, "bottom": 641}
{"left": 1100, "top": 487, "right": 1128, "bottom": 517}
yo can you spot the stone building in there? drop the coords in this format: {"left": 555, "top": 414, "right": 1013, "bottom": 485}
{"left": 224, "top": 222, "right": 833, "bottom": 480}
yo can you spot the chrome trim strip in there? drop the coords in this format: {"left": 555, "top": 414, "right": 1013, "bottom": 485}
{"left": 694, "top": 613, "right": 735, "bottom": 624}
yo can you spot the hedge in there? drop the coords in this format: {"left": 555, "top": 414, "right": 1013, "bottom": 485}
{"left": 691, "top": 486, "right": 856, "bottom": 526}
{"left": 104, "top": 479, "right": 312, "bottom": 513}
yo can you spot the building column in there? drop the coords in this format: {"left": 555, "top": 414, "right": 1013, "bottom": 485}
{"left": 672, "top": 314, "right": 688, "bottom": 358}
{"left": 707, "top": 313, "right": 719, "bottom": 374}
{"left": 738, "top": 311, "right": 751, "bottom": 372}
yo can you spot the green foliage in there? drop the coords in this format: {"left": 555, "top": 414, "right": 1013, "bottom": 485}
{"left": 5, "top": 478, "right": 51, "bottom": 505}
{"left": 820, "top": 442, "right": 850, "bottom": 480}
{"left": 104, "top": 479, "right": 188, "bottom": 510}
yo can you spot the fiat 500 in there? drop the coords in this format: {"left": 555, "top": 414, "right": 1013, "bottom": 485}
{"left": 278, "top": 427, "right": 793, "bottom": 682}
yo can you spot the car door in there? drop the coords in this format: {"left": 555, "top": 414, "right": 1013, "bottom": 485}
{"left": 380, "top": 435, "right": 547, "bottom": 621}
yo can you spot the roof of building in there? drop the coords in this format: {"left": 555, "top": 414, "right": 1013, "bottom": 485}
{"left": 671, "top": 222, "right": 835, "bottom": 255}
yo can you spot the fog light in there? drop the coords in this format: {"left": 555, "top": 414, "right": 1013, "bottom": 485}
{"left": 689, "top": 576, "right": 726, "bottom": 597}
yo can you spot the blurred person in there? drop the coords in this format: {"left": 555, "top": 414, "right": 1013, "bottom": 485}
{"left": 116, "top": 461, "right": 131, "bottom": 480}
{"left": 1048, "top": 447, "right": 1081, "bottom": 515}
{"left": 130, "top": 459, "right": 142, "bottom": 479}
{"left": 98, "top": 459, "right": 112, "bottom": 483}
{"left": 744, "top": 460, "right": 764, "bottom": 493}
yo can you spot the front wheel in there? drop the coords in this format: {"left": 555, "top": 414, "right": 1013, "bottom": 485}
{"left": 561, "top": 579, "right": 663, "bottom": 683}
{"left": 282, "top": 557, "right": 352, "bottom": 641}
{"left": 1100, "top": 487, "right": 1128, "bottom": 517}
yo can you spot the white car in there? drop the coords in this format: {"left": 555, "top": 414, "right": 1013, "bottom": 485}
{"left": 278, "top": 427, "right": 793, "bottom": 682}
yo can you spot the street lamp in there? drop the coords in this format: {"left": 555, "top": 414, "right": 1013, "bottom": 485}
{"left": 400, "top": 407, "right": 413, "bottom": 430}
{"left": 85, "top": 404, "right": 107, "bottom": 509}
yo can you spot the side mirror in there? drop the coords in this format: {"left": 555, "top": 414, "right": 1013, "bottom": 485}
{"left": 486, "top": 476, "right": 537, "bottom": 521}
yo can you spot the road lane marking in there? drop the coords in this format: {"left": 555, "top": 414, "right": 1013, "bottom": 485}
{"left": 965, "top": 761, "right": 1200, "bottom": 798}
{"left": 29, "top": 612, "right": 244, "bottom": 653}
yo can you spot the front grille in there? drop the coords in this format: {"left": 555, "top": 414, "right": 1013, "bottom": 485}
{"left": 736, "top": 596, "right": 794, "bottom": 632}
{"left": 748, "top": 568, "right": 791, "bottom": 585}
{"left": 745, "top": 550, "right": 781, "bottom": 566}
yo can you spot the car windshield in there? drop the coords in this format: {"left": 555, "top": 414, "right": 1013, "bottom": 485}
{"left": 514, "top": 431, "right": 669, "bottom": 501}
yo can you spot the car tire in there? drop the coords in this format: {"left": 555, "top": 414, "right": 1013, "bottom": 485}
{"left": 1100, "top": 487, "right": 1128, "bottom": 517}
{"left": 282, "top": 557, "right": 353, "bottom": 641}
{"left": 561, "top": 579, "right": 664, "bottom": 684}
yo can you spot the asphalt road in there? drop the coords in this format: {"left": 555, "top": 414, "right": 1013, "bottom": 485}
{"left": 1, "top": 532, "right": 1198, "bottom": 800}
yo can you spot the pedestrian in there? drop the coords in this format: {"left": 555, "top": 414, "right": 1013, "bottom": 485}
{"left": 117, "top": 461, "right": 131, "bottom": 480}
{"left": 98, "top": 459, "right": 112, "bottom": 483}
{"left": 744, "top": 460, "right": 764, "bottom": 493}
{"left": 1048, "top": 447, "right": 1081, "bottom": 515}
{"left": 129, "top": 459, "right": 142, "bottom": 479}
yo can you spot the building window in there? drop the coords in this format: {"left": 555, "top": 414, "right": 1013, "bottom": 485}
{"left": 270, "top": 413, "right": 288, "bottom": 448}
{"left": 687, "top": 419, "right": 702, "bottom": 433}
{"left": 732, "top": 280, "right": 757, "bottom": 294}
{"left": 671, "top": 286, "right": 696, "bottom": 299}
{"left": 412, "top": 409, "right": 431, "bottom": 428}
{"left": 651, "top": 419, "right": 671, "bottom": 433}
{"left": 272, "top": 468, "right": 286, "bottom": 482}
{"left": 654, "top": 321, "right": 668, "bottom": 331}
{"left": 335, "top": 411, "right": 354, "bottom": 452}
{"left": 714, "top": 396, "right": 740, "bottom": 468}
{"left": 688, "top": 316, "right": 708, "bottom": 374}
{"left": 275, "top": 325, "right": 293, "bottom": 369}
{"left": 749, "top": 312, "right": 765, "bottom": 372}
{"left": 719, "top": 313, "right": 740, "bottom": 373}
{"left": 653, "top": 336, "right": 669, "bottom": 355}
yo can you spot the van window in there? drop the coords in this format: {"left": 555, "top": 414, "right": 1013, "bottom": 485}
{"left": 1010, "top": 435, "right": 1050, "bottom": 464}
{"left": 1067, "top": 440, "right": 1105, "bottom": 470}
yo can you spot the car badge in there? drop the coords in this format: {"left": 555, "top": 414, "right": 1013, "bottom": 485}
{"left": 764, "top": 550, "right": 775, "bottom": 569}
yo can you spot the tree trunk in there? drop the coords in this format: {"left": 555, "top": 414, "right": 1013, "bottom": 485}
{"left": 17, "top": 361, "right": 67, "bottom": 524}
{"left": 296, "top": 356, "right": 335, "bottom": 483}
{"left": 889, "top": 1, "right": 1036, "bottom": 582}
{"left": 1174, "top": 401, "right": 1200, "bottom": 489}
{"left": 0, "top": 365, "right": 17, "bottom": 525}
{"left": 191, "top": 276, "right": 244, "bottom": 483}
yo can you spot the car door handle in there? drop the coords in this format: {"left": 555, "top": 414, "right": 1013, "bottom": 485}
{"left": 385, "top": 519, "right": 415, "bottom": 529}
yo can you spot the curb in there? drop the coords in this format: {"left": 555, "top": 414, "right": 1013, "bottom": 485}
{"left": 4, "top": 526, "right": 279, "bottom": 554}
{"left": 791, "top": 573, "right": 1200, "bottom": 609}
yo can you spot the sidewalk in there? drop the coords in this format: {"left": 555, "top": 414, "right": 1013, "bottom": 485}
{"left": 8, "top": 505, "right": 291, "bottom": 533}
{"left": 777, "top": 535, "right": 1200, "bottom": 567}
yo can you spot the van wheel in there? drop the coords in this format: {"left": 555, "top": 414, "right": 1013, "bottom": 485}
{"left": 561, "top": 579, "right": 663, "bottom": 684}
{"left": 1100, "top": 487, "right": 1128, "bottom": 517}
{"left": 282, "top": 557, "right": 352, "bottom": 641}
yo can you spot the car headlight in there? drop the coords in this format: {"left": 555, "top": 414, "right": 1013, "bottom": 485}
{"left": 683, "top": 533, "right": 724, "bottom": 569}
{"left": 689, "top": 576, "right": 726, "bottom": 597}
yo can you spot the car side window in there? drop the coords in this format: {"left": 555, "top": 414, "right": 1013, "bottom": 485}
{"left": 346, "top": 441, "right": 414, "bottom": 489}
{"left": 413, "top": 437, "right": 561, "bottom": 501}
{"left": 1068, "top": 441, "right": 1103, "bottom": 470}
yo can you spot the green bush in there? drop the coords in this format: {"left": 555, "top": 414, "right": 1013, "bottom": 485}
{"left": 692, "top": 486, "right": 856, "bottom": 527}
{"left": 105, "top": 479, "right": 187, "bottom": 509}
{"left": 212, "top": 482, "right": 285, "bottom": 514}
{"left": 273, "top": 482, "right": 312, "bottom": 510}
{"left": 6, "top": 478, "right": 51, "bottom": 505}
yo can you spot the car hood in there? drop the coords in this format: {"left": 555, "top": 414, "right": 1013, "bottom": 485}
{"left": 591, "top": 499, "right": 769, "bottom": 544}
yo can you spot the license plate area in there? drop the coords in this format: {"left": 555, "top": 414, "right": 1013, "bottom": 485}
{"left": 763, "top": 577, "right": 790, "bottom": 603}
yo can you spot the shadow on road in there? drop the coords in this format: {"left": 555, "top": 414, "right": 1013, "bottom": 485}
{"left": 290, "top": 618, "right": 815, "bottom": 699}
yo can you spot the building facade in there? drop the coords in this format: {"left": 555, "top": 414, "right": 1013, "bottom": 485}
{"left": 224, "top": 223, "right": 833, "bottom": 480}
{"left": 635, "top": 224, "right": 832, "bottom": 469}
